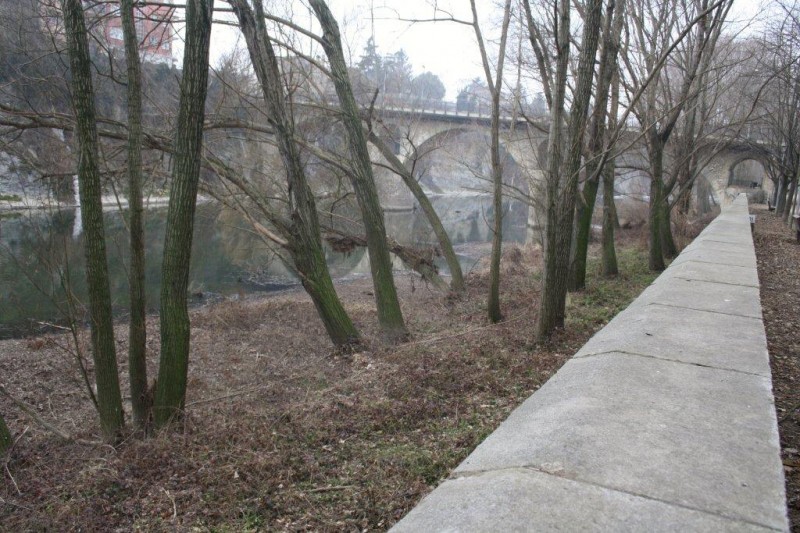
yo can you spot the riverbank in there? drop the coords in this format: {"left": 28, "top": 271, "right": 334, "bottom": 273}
{"left": 0, "top": 230, "right": 688, "bottom": 530}
{"left": 0, "top": 194, "right": 210, "bottom": 212}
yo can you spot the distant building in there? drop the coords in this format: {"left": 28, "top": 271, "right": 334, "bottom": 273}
{"left": 94, "top": 2, "right": 175, "bottom": 65}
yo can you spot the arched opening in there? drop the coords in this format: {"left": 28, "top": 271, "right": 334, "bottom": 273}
{"left": 728, "top": 157, "right": 772, "bottom": 204}
{"left": 728, "top": 158, "right": 767, "bottom": 189}
{"left": 391, "top": 128, "right": 529, "bottom": 246}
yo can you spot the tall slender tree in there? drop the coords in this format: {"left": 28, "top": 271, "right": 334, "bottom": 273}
{"left": 120, "top": 0, "right": 148, "bottom": 430}
{"left": 469, "top": 0, "right": 513, "bottom": 323}
{"left": 62, "top": 0, "right": 125, "bottom": 439}
{"left": 154, "top": 0, "right": 215, "bottom": 427}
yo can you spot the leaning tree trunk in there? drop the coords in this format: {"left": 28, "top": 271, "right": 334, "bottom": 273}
{"left": 368, "top": 132, "right": 465, "bottom": 293}
{"left": 120, "top": 0, "right": 148, "bottom": 430}
{"left": 0, "top": 414, "right": 11, "bottom": 454}
{"left": 309, "top": 0, "right": 407, "bottom": 341}
{"left": 228, "top": 0, "right": 359, "bottom": 347}
{"left": 62, "top": 0, "right": 125, "bottom": 440}
{"left": 537, "top": 0, "right": 603, "bottom": 339}
{"left": 154, "top": 0, "right": 214, "bottom": 428}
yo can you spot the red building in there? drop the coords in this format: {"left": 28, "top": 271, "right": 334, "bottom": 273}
{"left": 99, "top": 4, "right": 174, "bottom": 65}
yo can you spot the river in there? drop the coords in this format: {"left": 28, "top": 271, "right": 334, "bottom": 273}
{"left": 0, "top": 196, "right": 527, "bottom": 338}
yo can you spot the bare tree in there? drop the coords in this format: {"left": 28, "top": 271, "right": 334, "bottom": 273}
{"left": 226, "top": 0, "right": 360, "bottom": 347}
{"left": 525, "top": 0, "right": 604, "bottom": 338}
{"left": 469, "top": 0, "right": 513, "bottom": 323}
{"left": 569, "top": 0, "right": 625, "bottom": 291}
{"left": 62, "top": 0, "right": 125, "bottom": 439}
{"left": 154, "top": 0, "right": 215, "bottom": 427}
{"left": 120, "top": 0, "right": 148, "bottom": 430}
{"left": 309, "top": 0, "right": 408, "bottom": 341}
{"left": 623, "top": 0, "right": 732, "bottom": 271}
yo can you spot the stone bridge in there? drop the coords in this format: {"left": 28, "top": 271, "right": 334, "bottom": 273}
{"left": 362, "top": 105, "right": 773, "bottom": 242}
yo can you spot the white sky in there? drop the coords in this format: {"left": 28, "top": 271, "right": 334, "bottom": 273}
{"left": 199, "top": 0, "right": 769, "bottom": 101}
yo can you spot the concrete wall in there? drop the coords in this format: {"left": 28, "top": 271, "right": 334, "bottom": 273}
{"left": 392, "top": 195, "right": 788, "bottom": 532}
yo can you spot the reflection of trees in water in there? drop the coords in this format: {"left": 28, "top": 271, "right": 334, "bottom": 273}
{"left": 0, "top": 203, "right": 375, "bottom": 337}
{"left": 1, "top": 187, "right": 525, "bottom": 337}
{"left": 407, "top": 130, "right": 528, "bottom": 246}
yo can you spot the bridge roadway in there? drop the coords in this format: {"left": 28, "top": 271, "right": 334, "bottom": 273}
{"left": 391, "top": 195, "right": 788, "bottom": 532}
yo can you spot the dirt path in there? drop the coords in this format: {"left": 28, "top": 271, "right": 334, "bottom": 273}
{"left": 752, "top": 206, "right": 800, "bottom": 529}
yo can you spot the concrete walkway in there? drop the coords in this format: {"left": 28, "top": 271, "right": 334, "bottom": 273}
{"left": 392, "top": 196, "right": 788, "bottom": 532}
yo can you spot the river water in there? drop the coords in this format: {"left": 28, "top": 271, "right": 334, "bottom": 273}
{"left": 0, "top": 197, "right": 526, "bottom": 338}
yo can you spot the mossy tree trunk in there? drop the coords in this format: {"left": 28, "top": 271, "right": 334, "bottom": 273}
{"left": 0, "top": 414, "right": 11, "bottom": 454}
{"left": 601, "top": 157, "right": 619, "bottom": 277}
{"left": 154, "top": 0, "right": 214, "bottom": 428}
{"left": 228, "top": 0, "right": 359, "bottom": 347}
{"left": 120, "top": 0, "right": 148, "bottom": 430}
{"left": 62, "top": 0, "right": 125, "bottom": 440}
{"left": 309, "top": 0, "right": 407, "bottom": 342}
{"left": 569, "top": 0, "right": 623, "bottom": 292}
{"left": 536, "top": 0, "right": 603, "bottom": 339}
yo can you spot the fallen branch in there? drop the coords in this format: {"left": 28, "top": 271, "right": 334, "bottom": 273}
{"left": 305, "top": 484, "right": 357, "bottom": 493}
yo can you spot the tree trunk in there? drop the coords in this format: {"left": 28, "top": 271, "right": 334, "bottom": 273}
{"left": 154, "top": 0, "right": 214, "bottom": 428}
{"left": 537, "top": 0, "right": 603, "bottom": 339}
{"left": 229, "top": 0, "right": 359, "bottom": 347}
{"left": 62, "top": 0, "right": 125, "bottom": 440}
{"left": 120, "top": 0, "right": 148, "bottom": 430}
{"left": 776, "top": 174, "right": 788, "bottom": 216}
{"left": 309, "top": 0, "right": 407, "bottom": 342}
{"left": 568, "top": 0, "right": 623, "bottom": 292}
{"left": 536, "top": 0, "right": 571, "bottom": 339}
{"left": 368, "top": 132, "right": 465, "bottom": 293}
{"left": 601, "top": 157, "right": 618, "bottom": 277}
{"left": 647, "top": 136, "right": 666, "bottom": 271}
{"left": 569, "top": 176, "right": 600, "bottom": 291}
{"left": 485, "top": 0, "right": 513, "bottom": 323}
{"left": 0, "top": 414, "right": 11, "bottom": 454}
{"left": 784, "top": 178, "right": 797, "bottom": 225}
{"left": 660, "top": 197, "right": 678, "bottom": 259}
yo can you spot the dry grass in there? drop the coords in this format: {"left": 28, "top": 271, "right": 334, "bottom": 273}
{"left": 0, "top": 233, "right": 661, "bottom": 531}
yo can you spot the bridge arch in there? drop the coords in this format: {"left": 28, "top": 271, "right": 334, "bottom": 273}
{"left": 396, "top": 125, "right": 532, "bottom": 244}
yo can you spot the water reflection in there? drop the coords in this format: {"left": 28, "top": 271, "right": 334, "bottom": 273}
{"left": 0, "top": 196, "right": 526, "bottom": 338}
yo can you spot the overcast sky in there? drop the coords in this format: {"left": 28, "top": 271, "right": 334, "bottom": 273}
{"left": 199, "top": 0, "right": 768, "bottom": 101}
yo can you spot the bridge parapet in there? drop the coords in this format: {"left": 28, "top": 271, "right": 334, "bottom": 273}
{"left": 392, "top": 194, "right": 788, "bottom": 532}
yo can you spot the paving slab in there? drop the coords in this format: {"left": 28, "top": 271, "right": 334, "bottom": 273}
{"left": 453, "top": 353, "right": 786, "bottom": 530}
{"left": 575, "top": 303, "right": 770, "bottom": 376}
{"left": 392, "top": 468, "right": 777, "bottom": 533}
{"left": 635, "top": 276, "right": 763, "bottom": 319}
{"left": 656, "top": 259, "right": 760, "bottom": 288}
{"left": 684, "top": 238, "right": 756, "bottom": 257}
{"left": 672, "top": 247, "right": 757, "bottom": 269}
